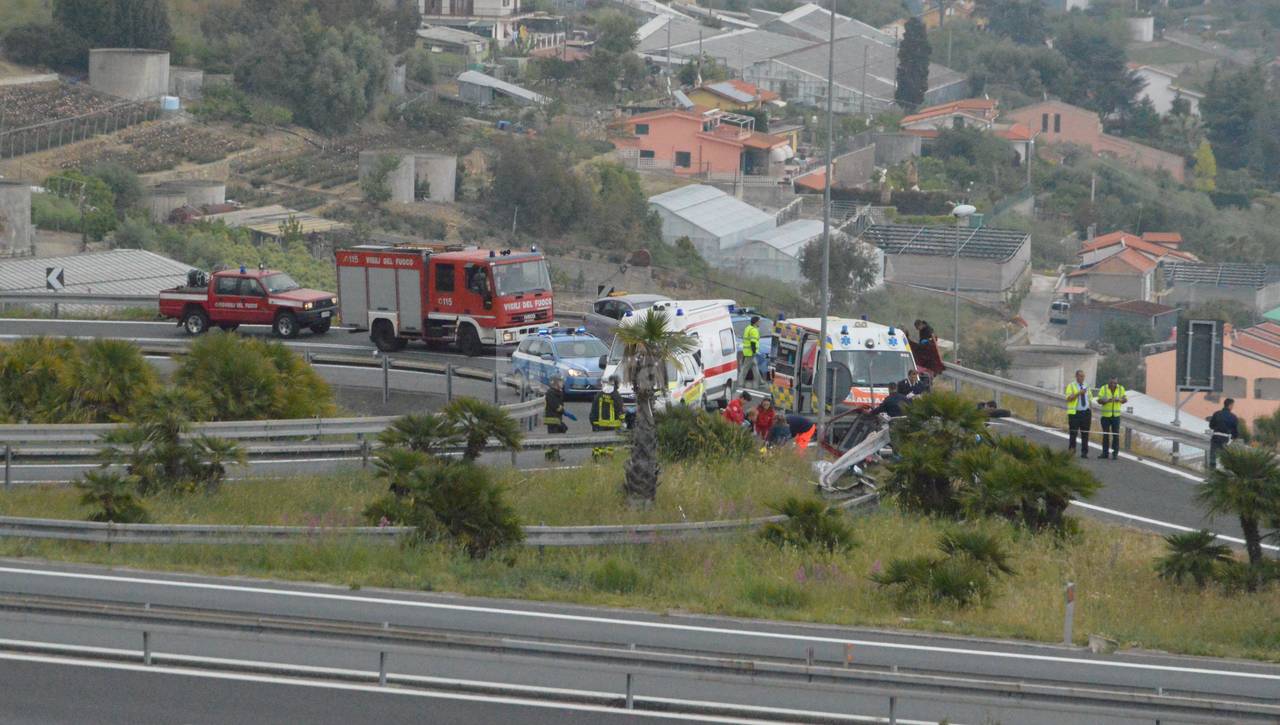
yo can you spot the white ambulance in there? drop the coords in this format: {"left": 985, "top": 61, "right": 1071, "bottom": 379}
{"left": 770, "top": 316, "right": 917, "bottom": 414}
{"left": 601, "top": 299, "right": 739, "bottom": 410}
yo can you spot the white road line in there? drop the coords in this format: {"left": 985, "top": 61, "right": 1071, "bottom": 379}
{"left": 0, "top": 333, "right": 378, "bottom": 353}
{"left": 0, "top": 650, "right": 756, "bottom": 722}
{"left": 0, "top": 566, "right": 1276, "bottom": 683}
{"left": 1000, "top": 417, "right": 1203, "bottom": 483}
{"left": 1073, "top": 501, "right": 1280, "bottom": 552}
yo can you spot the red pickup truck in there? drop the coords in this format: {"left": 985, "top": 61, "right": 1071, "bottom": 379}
{"left": 159, "top": 268, "right": 338, "bottom": 338}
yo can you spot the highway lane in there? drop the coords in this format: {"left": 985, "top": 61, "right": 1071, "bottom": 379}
{"left": 1, "top": 559, "right": 1277, "bottom": 710}
{"left": 0, "top": 653, "right": 718, "bottom": 725}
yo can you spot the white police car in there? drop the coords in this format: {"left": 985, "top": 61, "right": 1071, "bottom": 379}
{"left": 510, "top": 327, "right": 608, "bottom": 394}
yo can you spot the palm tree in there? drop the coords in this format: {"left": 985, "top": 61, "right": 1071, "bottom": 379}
{"left": 1196, "top": 444, "right": 1280, "bottom": 591}
{"left": 373, "top": 447, "right": 431, "bottom": 496}
{"left": 378, "top": 413, "right": 462, "bottom": 458}
{"left": 614, "top": 309, "right": 696, "bottom": 505}
{"left": 1155, "top": 530, "right": 1233, "bottom": 588}
{"left": 75, "top": 470, "right": 148, "bottom": 523}
{"left": 442, "top": 398, "right": 523, "bottom": 462}
{"left": 192, "top": 435, "right": 246, "bottom": 493}
{"left": 75, "top": 339, "right": 157, "bottom": 422}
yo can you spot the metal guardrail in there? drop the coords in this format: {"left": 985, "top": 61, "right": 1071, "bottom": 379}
{"left": 0, "top": 491, "right": 875, "bottom": 547}
{"left": 945, "top": 362, "right": 1211, "bottom": 464}
{"left": 0, "top": 292, "right": 157, "bottom": 307}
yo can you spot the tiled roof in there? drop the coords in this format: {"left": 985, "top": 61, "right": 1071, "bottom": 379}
{"left": 700, "top": 80, "right": 780, "bottom": 104}
{"left": 1079, "top": 231, "right": 1197, "bottom": 261}
{"left": 1106, "top": 248, "right": 1158, "bottom": 273}
{"left": 899, "top": 98, "right": 997, "bottom": 125}
{"left": 1142, "top": 231, "right": 1182, "bottom": 245}
{"left": 1234, "top": 322, "right": 1280, "bottom": 365}
{"left": 1163, "top": 262, "right": 1280, "bottom": 289}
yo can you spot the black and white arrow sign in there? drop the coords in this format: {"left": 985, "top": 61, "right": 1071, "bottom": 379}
{"left": 45, "top": 267, "right": 65, "bottom": 291}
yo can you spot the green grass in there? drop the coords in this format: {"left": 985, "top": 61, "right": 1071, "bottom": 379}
{"left": 1127, "top": 43, "right": 1214, "bottom": 66}
{"left": 1, "top": 511, "right": 1277, "bottom": 661}
{"left": 0, "top": 307, "right": 162, "bottom": 321}
{"left": 0, "top": 454, "right": 816, "bottom": 528}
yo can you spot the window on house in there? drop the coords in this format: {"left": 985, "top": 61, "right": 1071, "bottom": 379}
{"left": 1256, "top": 378, "right": 1280, "bottom": 401}
{"left": 639, "top": 149, "right": 655, "bottom": 159}
{"left": 1041, "top": 113, "right": 1049, "bottom": 132}
{"left": 634, "top": 123, "right": 649, "bottom": 135}
{"left": 1223, "top": 375, "right": 1247, "bottom": 399}
{"left": 675, "top": 151, "right": 692, "bottom": 168}
{"left": 1054, "top": 113, "right": 1061, "bottom": 133}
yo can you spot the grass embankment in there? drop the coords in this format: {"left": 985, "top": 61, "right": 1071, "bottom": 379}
{"left": 0, "top": 455, "right": 813, "bottom": 527}
{"left": 1, "top": 456, "right": 1278, "bottom": 661}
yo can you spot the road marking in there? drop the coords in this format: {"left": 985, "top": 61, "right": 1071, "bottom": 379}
{"left": 1, "top": 566, "right": 1277, "bottom": 683}
{"left": 1073, "top": 501, "right": 1280, "bottom": 552}
{"left": 999, "top": 417, "right": 1202, "bottom": 482}
{"left": 0, "top": 650, "right": 758, "bottom": 722}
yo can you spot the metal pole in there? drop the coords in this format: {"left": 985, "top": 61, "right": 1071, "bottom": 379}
{"left": 4, "top": 445, "right": 10, "bottom": 490}
{"left": 446, "top": 365, "right": 454, "bottom": 401}
{"left": 1063, "top": 582, "right": 1075, "bottom": 646}
{"left": 143, "top": 631, "right": 151, "bottom": 665}
{"left": 859, "top": 44, "right": 868, "bottom": 116}
{"left": 889, "top": 695, "right": 897, "bottom": 725}
{"left": 953, "top": 220, "right": 961, "bottom": 366}
{"left": 814, "top": 0, "right": 836, "bottom": 441}
{"left": 382, "top": 355, "right": 391, "bottom": 404}
{"left": 493, "top": 370, "right": 500, "bottom": 403}
{"left": 379, "top": 651, "right": 387, "bottom": 686}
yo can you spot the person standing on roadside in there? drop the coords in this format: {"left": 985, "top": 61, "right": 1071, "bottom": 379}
{"left": 739, "top": 316, "right": 762, "bottom": 389}
{"left": 1065, "top": 369, "right": 1093, "bottom": 458}
{"left": 1207, "top": 398, "right": 1240, "bottom": 470}
{"left": 1097, "top": 375, "right": 1127, "bottom": 460}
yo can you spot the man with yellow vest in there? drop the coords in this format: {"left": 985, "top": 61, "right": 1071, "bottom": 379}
{"left": 1097, "top": 375, "right": 1128, "bottom": 460}
{"left": 738, "top": 316, "right": 762, "bottom": 389}
{"left": 1065, "top": 369, "right": 1093, "bottom": 459}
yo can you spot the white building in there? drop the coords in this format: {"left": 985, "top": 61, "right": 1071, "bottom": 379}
{"left": 1133, "top": 65, "right": 1203, "bottom": 116}
{"left": 649, "top": 185, "right": 775, "bottom": 261}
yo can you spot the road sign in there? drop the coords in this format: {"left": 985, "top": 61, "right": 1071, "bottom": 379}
{"left": 1175, "top": 318, "right": 1224, "bottom": 393}
{"left": 45, "top": 267, "right": 65, "bottom": 291}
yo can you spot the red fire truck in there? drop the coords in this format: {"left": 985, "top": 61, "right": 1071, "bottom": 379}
{"left": 335, "top": 244, "right": 555, "bottom": 355}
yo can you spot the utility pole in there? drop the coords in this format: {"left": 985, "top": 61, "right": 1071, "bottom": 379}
{"left": 666, "top": 17, "right": 672, "bottom": 76}
{"left": 511, "top": 205, "right": 519, "bottom": 238}
{"left": 815, "top": 0, "right": 836, "bottom": 442}
{"left": 859, "top": 44, "right": 869, "bottom": 116}
{"left": 950, "top": 204, "right": 976, "bottom": 366}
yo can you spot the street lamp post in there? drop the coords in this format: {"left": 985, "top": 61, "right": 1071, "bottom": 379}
{"left": 950, "top": 204, "right": 976, "bottom": 365}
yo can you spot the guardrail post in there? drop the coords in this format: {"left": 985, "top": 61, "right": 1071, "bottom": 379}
{"left": 446, "top": 365, "right": 454, "bottom": 402}
{"left": 888, "top": 694, "right": 897, "bottom": 725}
{"left": 1034, "top": 403, "right": 1044, "bottom": 425}
{"left": 993, "top": 390, "right": 1003, "bottom": 408}
{"left": 360, "top": 436, "right": 370, "bottom": 468}
{"left": 379, "top": 651, "right": 387, "bottom": 686}
{"left": 4, "top": 445, "right": 10, "bottom": 491}
{"left": 1170, "top": 441, "right": 1180, "bottom": 465}
{"left": 625, "top": 642, "right": 636, "bottom": 709}
{"left": 951, "top": 377, "right": 960, "bottom": 394}
{"left": 382, "top": 355, "right": 391, "bottom": 404}
{"left": 53, "top": 302, "right": 59, "bottom": 319}
{"left": 511, "top": 447, "right": 518, "bottom": 467}
{"left": 143, "top": 630, "right": 151, "bottom": 665}
{"left": 1123, "top": 426, "right": 1132, "bottom": 452}
{"left": 493, "top": 370, "right": 499, "bottom": 403}
{"left": 1063, "top": 582, "right": 1075, "bottom": 646}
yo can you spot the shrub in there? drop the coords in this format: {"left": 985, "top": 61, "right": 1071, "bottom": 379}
{"left": 372, "top": 448, "right": 432, "bottom": 496}
{"left": 1155, "top": 530, "right": 1233, "bottom": 589}
{"left": 588, "top": 557, "right": 641, "bottom": 593}
{"left": 760, "top": 497, "right": 856, "bottom": 553}
{"left": 871, "top": 530, "right": 1013, "bottom": 608}
{"left": 954, "top": 434, "right": 1100, "bottom": 532}
{"left": 0, "top": 337, "right": 155, "bottom": 423}
{"left": 378, "top": 414, "right": 462, "bottom": 459}
{"left": 177, "top": 333, "right": 335, "bottom": 420}
{"left": 742, "top": 579, "right": 811, "bottom": 610}
{"left": 75, "top": 471, "right": 148, "bottom": 523}
{"left": 365, "top": 461, "right": 524, "bottom": 558}
{"left": 102, "top": 387, "right": 241, "bottom": 495}
{"left": 655, "top": 406, "right": 757, "bottom": 463}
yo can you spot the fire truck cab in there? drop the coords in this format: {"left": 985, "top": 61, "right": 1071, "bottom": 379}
{"left": 771, "top": 317, "right": 917, "bottom": 414}
{"left": 336, "top": 244, "right": 554, "bottom": 355}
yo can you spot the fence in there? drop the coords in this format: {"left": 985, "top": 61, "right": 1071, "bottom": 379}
{"left": 0, "top": 98, "right": 161, "bottom": 159}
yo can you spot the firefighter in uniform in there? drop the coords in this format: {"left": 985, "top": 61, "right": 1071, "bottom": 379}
{"left": 1097, "top": 375, "right": 1127, "bottom": 460}
{"left": 1065, "top": 369, "right": 1093, "bottom": 458}
{"left": 738, "top": 316, "right": 762, "bottom": 389}
{"left": 590, "top": 376, "right": 624, "bottom": 460}
{"left": 544, "top": 375, "right": 567, "bottom": 461}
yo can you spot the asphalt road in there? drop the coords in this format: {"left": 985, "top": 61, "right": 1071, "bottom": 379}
{"left": 0, "top": 560, "right": 1277, "bottom": 724}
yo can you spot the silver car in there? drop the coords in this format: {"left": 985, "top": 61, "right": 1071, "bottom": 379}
{"left": 583, "top": 293, "right": 671, "bottom": 340}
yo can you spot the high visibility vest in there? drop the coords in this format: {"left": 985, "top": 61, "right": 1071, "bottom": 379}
{"left": 1065, "top": 382, "right": 1092, "bottom": 414}
{"left": 1098, "top": 384, "right": 1126, "bottom": 418}
{"left": 742, "top": 325, "right": 760, "bottom": 358}
{"left": 592, "top": 394, "right": 622, "bottom": 429}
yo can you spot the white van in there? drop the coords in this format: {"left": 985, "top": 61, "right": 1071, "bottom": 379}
{"left": 602, "top": 299, "right": 738, "bottom": 410}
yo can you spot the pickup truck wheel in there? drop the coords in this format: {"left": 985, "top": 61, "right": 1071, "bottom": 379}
{"left": 371, "top": 320, "right": 407, "bottom": 352}
{"left": 309, "top": 320, "right": 331, "bottom": 335}
{"left": 273, "top": 312, "right": 299, "bottom": 338}
{"left": 182, "top": 309, "right": 209, "bottom": 335}
{"left": 458, "top": 324, "right": 483, "bottom": 357}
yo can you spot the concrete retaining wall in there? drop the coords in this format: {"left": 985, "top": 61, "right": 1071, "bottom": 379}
{"left": 413, "top": 152, "right": 457, "bottom": 203}
{"left": 0, "top": 181, "right": 33, "bottom": 255}
{"left": 358, "top": 151, "right": 415, "bottom": 204}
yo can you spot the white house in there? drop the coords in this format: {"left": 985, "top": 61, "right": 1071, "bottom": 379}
{"left": 1132, "top": 65, "right": 1203, "bottom": 116}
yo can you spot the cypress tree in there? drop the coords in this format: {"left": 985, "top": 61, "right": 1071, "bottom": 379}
{"left": 894, "top": 17, "right": 930, "bottom": 112}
